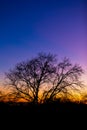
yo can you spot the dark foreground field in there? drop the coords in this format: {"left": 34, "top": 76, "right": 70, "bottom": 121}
{"left": 0, "top": 101, "right": 87, "bottom": 129}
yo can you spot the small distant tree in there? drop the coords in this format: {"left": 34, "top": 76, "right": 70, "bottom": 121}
{"left": 5, "top": 52, "right": 83, "bottom": 104}
{"left": 0, "top": 91, "right": 5, "bottom": 102}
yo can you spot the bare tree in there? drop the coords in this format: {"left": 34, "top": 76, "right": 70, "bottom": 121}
{"left": 43, "top": 57, "right": 83, "bottom": 103}
{"left": 5, "top": 52, "right": 56, "bottom": 104}
{"left": 5, "top": 53, "right": 83, "bottom": 104}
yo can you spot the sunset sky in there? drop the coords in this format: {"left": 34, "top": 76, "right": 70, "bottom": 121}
{"left": 0, "top": 0, "right": 87, "bottom": 85}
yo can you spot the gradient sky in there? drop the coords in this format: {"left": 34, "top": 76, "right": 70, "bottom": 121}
{"left": 0, "top": 0, "right": 87, "bottom": 84}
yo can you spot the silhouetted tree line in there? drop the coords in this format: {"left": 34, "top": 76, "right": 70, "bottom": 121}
{"left": 4, "top": 52, "right": 84, "bottom": 104}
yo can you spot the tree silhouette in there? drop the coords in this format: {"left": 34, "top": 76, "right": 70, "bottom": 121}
{"left": 0, "top": 91, "right": 6, "bottom": 102}
{"left": 5, "top": 52, "right": 56, "bottom": 104}
{"left": 43, "top": 57, "right": 83, "bottom": 102}
{"left": 5, "top": 53, "right": 83, "bottom": 104}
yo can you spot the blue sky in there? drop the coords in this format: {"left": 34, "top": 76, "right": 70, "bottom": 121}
{"left": 0, "top": 0, "right": 86, "bottom": 85}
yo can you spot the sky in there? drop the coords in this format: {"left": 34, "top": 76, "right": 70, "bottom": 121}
{"left": 0, "top": 0, "right": 87, "bottom": 84}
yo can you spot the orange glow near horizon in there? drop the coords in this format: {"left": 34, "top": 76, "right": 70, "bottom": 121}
{"left": 0, "top": 85, "right": 87, "bottom": 104}
{"left": 0, "top": 72, "right": 87, "bottom": 104}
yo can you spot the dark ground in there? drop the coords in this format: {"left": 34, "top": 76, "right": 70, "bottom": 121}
{"left": 0, "top": 101, "right": 87, "bottom": 129}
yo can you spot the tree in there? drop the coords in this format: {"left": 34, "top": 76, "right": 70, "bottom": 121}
{"left": 0, "top": 91, "right": 6, "bottom": 102}
{"left": 5, "top": 52, "right": 83, "bottom": 104}
{"left": 43, "top": 57, "right": 83, "bottom": 102}
{"left": 5, "top": 52, "right": 56, "bottom": 104}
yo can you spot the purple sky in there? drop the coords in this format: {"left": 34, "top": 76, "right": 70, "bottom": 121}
{"left": 0, "top": 0, "right": 87, "bottom": 84}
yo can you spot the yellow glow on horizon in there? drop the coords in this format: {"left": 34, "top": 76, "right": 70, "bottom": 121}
{"left": 0, "top": 75, "right": 87, "bottom": 103}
